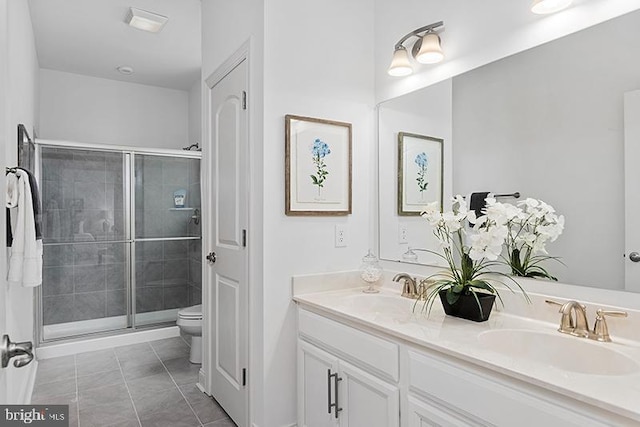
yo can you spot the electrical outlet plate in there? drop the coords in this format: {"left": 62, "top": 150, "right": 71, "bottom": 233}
{"left": 398, "top": 225, "right": 408, "bottom": 244}
{"left": 335, "top": 225, "right": 347, "bottom": 247}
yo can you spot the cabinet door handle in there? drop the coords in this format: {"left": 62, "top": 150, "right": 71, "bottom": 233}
{"left": 334, "top": 373, "right": 343, "bottom": 419}
{"left": 327, "top": 369, "right": 332, "bottom": 414}
{"left": 327, "top": 370, "right": 343, "bottom": 418}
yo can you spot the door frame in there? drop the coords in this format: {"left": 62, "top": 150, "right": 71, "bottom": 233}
{"left": 202, "top": 39, "right": 252, "bottom": 425}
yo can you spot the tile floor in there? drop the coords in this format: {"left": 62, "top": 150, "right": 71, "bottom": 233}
{"left": 31, "top": 337, "right": 236, "bottom": 427}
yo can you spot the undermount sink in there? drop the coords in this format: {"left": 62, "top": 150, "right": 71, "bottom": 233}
{"left": 478, "top": 329, "right": 639, "bottom": 376}
{"left": 337, "top": 293, "right": 416, "bottom": 315}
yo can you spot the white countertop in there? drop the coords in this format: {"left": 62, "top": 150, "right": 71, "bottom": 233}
{"left": 292, "top": 278, "right": 640, "bottom": 422}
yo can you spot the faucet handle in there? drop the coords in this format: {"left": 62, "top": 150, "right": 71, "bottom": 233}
{"left": 592, "top": 309, "right": 628, "bottom": 342}
{"left": 545, "top": 299, "right": 563, "bottom": 308}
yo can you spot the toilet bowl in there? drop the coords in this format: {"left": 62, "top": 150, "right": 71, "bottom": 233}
{"left": 177, "top": 304, "right": 203, "bottom": 364}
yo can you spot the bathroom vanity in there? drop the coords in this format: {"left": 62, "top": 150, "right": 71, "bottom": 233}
{"left": 293, "top": 273, "right": 640, "bottom": 427}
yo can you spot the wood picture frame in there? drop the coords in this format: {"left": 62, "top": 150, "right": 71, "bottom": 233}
{"left": 285, "top": 115, "right": 352, "bottom": 216}
{"left": 398, "top": 132, "right": 443, "bottom": 216}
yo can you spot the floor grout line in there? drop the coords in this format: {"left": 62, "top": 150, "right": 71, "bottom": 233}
{"left": 74, "top": 354, "right": 80, "bottom": 427}
{"left": 149, "top": 344, "right": 204, "bottom": 427}
{"left": 114, "top": 348, "right": 143, "bottom": 427}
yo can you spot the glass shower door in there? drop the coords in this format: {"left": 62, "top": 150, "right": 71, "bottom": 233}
{"left": 40, "top": 147, "right": 129, "bottom": 340}
{"left": 133, "top": 154, "right": 201, "bottom": 327}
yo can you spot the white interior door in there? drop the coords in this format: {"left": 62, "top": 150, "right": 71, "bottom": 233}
{"left": 206, "top": 58, "right": 249, "bottom": 426}
{"left": 624, "top": 90, "right": 640, "bottom": 291}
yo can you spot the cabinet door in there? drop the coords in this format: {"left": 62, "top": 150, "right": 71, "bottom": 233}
{"left": 298, "top": 340, "right": 340, "bottom": 427}
{"left": 338, "top": 359, "right": 400, "bottom": 427}
{"left": 407, "top": 395, "right": 483, "bottom": 427}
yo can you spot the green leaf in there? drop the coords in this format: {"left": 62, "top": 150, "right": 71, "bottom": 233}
{"left": 310, "top": 175, "right": 318, "bottom": 185}
{"left": 446, "top": 288, "right": 460, "bottom": 305}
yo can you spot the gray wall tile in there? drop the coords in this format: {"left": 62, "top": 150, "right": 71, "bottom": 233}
{"left": 164, "top": 260, "right": 188, "bottom": 282}
{"left": 74, "top": 292, "right": 107, "bottom": 321}
{"left": 107, "top": 290, "right": 126, "bottom": 316}
{"left": 164, "top": 240, "right": 188, "bottom": 259}
{"left": 43, "top": 266, "right": 74, "bottom": 296}
{"left": 74, "top": 264, "right": 106, "bottom": 293}
{"left": 136, "top": 287, "right": 163, "bottom": 313}
{"left": 107, "top": 263, "right": 126, "bottom": 290}
{"left": 43, "top": 295, "right": 74, "bottom": 325}
{"left": 163, "top": 286, "right": 189, "bottom": 309}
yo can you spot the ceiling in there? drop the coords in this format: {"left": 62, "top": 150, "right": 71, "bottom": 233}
{"left": 28, "top": 0, "right": 201, "bottom": 91}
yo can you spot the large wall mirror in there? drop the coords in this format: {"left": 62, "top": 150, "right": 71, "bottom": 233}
{"left": 378, "top": 9, "right": 640, "bottom": 292}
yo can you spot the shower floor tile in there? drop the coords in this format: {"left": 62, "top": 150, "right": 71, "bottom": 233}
{"left": 31, "top": 337, "right": 237, "bottom": 427}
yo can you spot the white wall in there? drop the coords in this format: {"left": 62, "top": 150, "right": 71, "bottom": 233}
{"left": 188, "top": 78, "right": 202, "bottom": 147}
{"left": 4, "top": 0, "right": 40, "bottom": 403}
{"left": 39, "top": 69, "right": 189, "bottom": 149}
{"left": 262, "top": 1, "right": 375, "bottom": 425}
{"left": 453, "top": 11, "right": 640, "bottom": 290}
{"left": 374, "top": 0, "right": 640, "bottom": 103}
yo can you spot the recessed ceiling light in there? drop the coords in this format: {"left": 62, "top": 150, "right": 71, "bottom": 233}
{"left": 125, "top": 7, "right": 168, "bottom": 33}
{"left": 116, "top": 65, "right": 134, "bottom": 75}
{"left": 531, "top": 0, "right": 573, "bottom": 14}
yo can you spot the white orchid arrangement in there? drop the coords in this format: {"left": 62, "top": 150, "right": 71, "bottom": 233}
{"left": 487, "top": 197, "right": 565, "bottom": 280}
{"left": 420, "top": 195, "right": 527, "bottom": 314}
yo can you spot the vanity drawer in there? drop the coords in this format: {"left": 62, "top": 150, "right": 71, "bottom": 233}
{"left": 298, "top": 309, "right": 399, "bottom": 382}
{"left": 408, "top": 350, "right": 616, "bottom": 427}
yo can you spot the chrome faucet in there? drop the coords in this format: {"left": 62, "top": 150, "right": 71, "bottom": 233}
{"left": 393, "top": 273, "right": 418, "bottom": 299}
{"left": 546, "top": 300, "right": 628, "bottom": 342}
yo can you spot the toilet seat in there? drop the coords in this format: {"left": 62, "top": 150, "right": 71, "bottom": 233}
{"left": 178, "top": 304, "right": 203, "bottom": 320}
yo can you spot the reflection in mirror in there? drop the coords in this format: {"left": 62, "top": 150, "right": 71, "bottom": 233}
{"left": 378, "top": 10, "right": 640, "bottom": 292}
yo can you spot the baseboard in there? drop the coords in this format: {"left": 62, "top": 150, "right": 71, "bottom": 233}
{"left": 251, "top": 423, "right": 296, "bottom": 427}
{"left": 36, "top": 326, "right": 180, "bottom": 359}
{"left": 197, "top": 368, "right": 208, "bottom": 395}
{"left": 21, "top": 359, "right": 38, "bottom": 404}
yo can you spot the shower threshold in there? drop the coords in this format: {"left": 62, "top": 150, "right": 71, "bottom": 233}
{"left": 43, "top": 308, "right": 180, "bottom": 341}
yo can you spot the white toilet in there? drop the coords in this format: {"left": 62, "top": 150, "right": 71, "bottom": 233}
{"left": 177, "top": 304, "right": 203, "bottom": 364}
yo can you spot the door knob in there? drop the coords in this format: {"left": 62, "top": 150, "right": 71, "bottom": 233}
{"left": 1, "top": 334, "right": 34, "bottom": 369}
{"left": 206, "top": 251, "right": 217, "bottom": 264}
{"left": 629, "top": 252, "right": 640, "bottom": 262}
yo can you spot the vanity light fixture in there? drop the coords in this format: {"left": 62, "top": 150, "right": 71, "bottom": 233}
{"left": 125, "top": 7, "right": 168, "bottom": 33}
{"left": 531, "top": 0, "right": 573, "bottom": 14}
{"left": 388, "top": 21, "right": 444, "bottom": 77}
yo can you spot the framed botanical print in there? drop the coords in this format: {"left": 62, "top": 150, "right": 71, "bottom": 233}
{"left": 398, "top": 132, "right": 443, "bottom": 216}
{"left": 285, "top": 115, "right": 352, "bottom": 216}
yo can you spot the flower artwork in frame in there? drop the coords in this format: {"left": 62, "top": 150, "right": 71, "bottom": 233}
{"left": 398, "top": 132, "right": 443, "bottom": 216}
{"left": 285, "top": 115, "right": 352, "bottom": 216}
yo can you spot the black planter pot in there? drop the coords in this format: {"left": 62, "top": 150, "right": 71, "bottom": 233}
{"left": 438, "top": 289, "right": 496, "bottom": 322}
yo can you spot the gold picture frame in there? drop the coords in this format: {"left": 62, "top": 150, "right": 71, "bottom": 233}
{"left": 285, "top": 115, "right": 352, "bottom": 216}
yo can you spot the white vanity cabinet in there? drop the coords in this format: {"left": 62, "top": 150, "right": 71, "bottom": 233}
{"left": 296, "top": 306, "right": 637, "bottom": 427}
{"left": 297, "top": 310, "right": 400, "bottom": 427}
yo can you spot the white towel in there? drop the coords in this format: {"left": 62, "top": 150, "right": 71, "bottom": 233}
{"left": 6, "top": 169, "right": 43, "bottom": 287}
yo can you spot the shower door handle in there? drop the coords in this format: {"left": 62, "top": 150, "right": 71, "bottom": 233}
{"left": 206, "top": 252, "right": 217, "bottom": 264}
